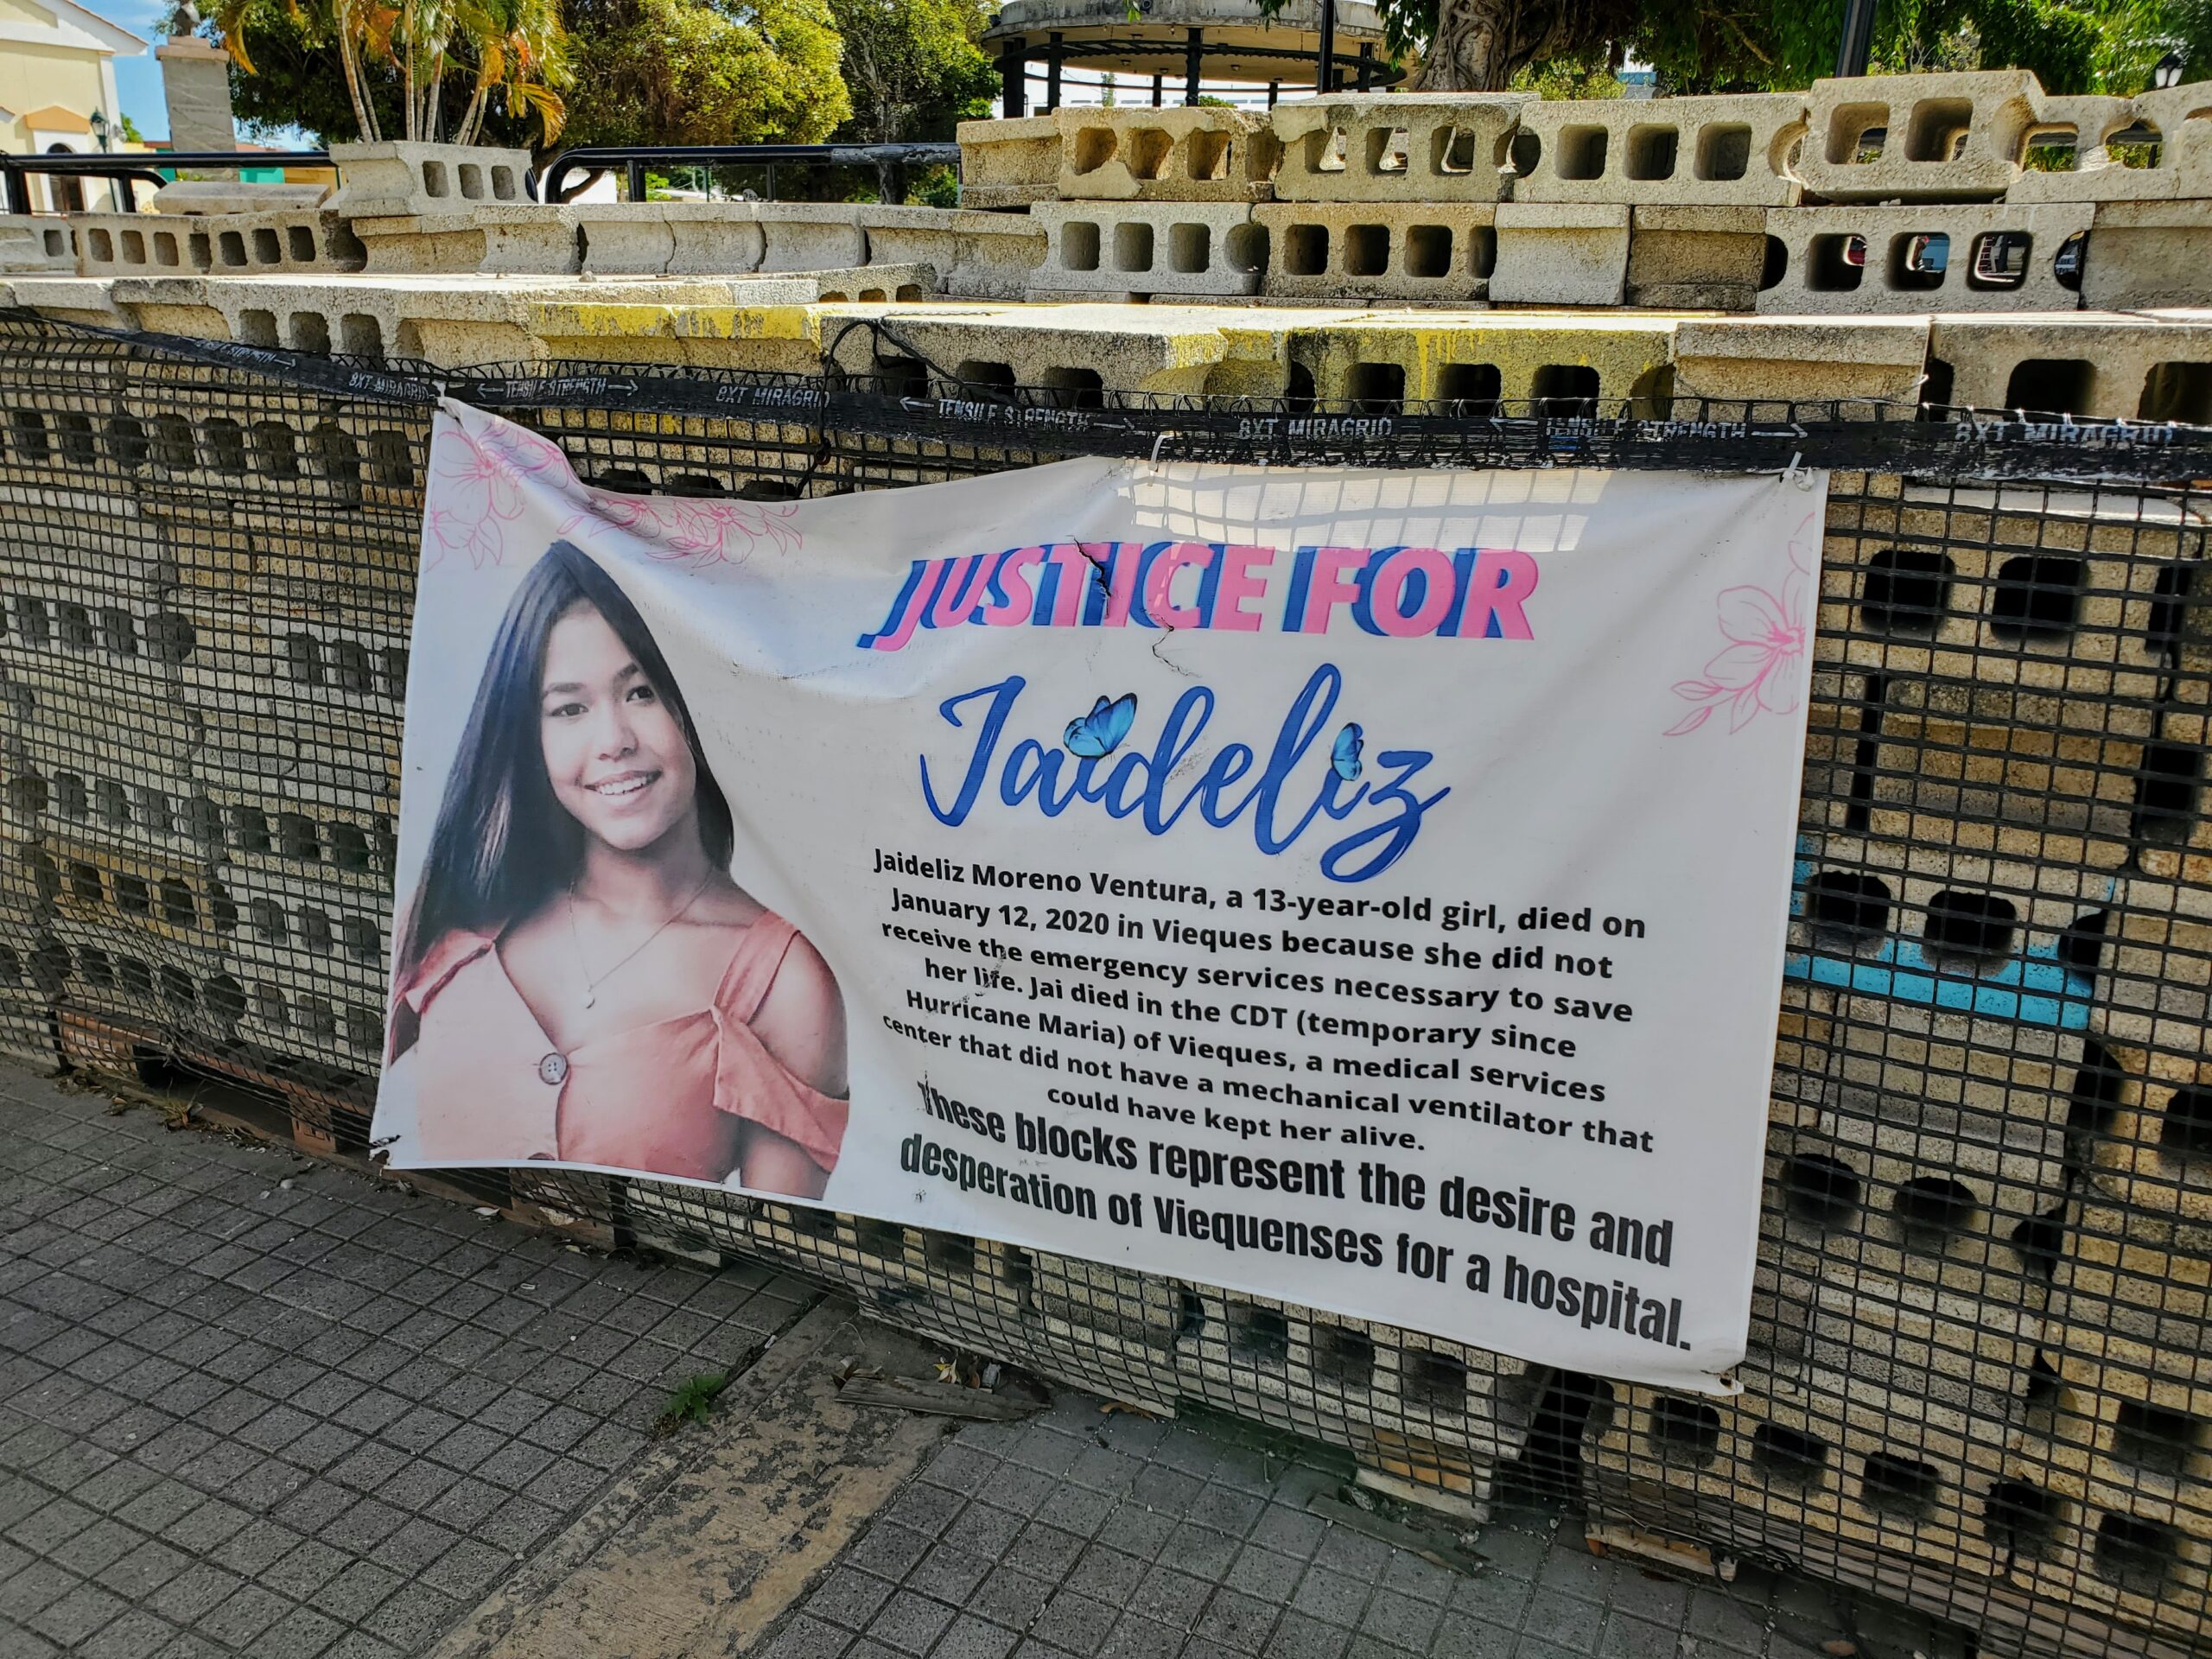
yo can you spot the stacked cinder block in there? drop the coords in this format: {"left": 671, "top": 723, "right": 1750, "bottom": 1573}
{"left": 948, "top": 69, "right": 2212, "bottom": 320}
{"left": 1758, "top": 71, "right": 2212, "bottom": 317}
{"left": 0, "top": 365, "right": 414, "bottom": 1108}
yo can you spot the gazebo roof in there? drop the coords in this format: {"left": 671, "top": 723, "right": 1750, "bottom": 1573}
{"left": 983, "top": 0, "right": 1390, "bottom": 84}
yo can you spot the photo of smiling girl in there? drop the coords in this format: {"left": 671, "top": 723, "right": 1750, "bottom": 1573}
{"left": 386, "top": 540, "right": 848, "bottom": 1198}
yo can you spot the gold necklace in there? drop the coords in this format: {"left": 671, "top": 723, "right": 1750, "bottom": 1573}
{"left": 566, "top": 871, "right": 713, "bottom": 1010}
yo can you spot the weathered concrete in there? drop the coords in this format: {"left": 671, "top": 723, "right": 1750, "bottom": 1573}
{"left": 1055, "top": 106, "right": 1277, "bottom": 202}
{"left": 1513, "top": 94, "right": 1806, "bottom": 207}
{"left": 2082, "top": 200, "right": 2212, "bottom": 311}
{"left": 149, "top": 181, "right": 332, "bottom": 215}
{"left": 1270, "top": 92, "right": 1527, "bottom": 203}
{"left": 1759, "top": 202, "right": 2092, "bottom": 315}
{"left": 1624, "top": 205, "right": 1770, "bottom": 310}
{"left": 1253, "top": 201, "right": 1494, "bottom": 302}
{"left": 824, "top": 301, "right": 1236, "bottom": 397}
{"left": 0, "top": 217, "right": 77, "bottom": 276}
{"left": 1489, "top": 203, "right": 1630, "bottom": 307}
{"left": 1281, "top": 310, "right": 1678, "bottom": 410}
{"left": 74, "top": 213, "right": 366, "bottom": 278}
{"left": 1671, "top": 315, "right": 1931, "bottom": 407}
{"left": 156, "top": 35, "right": 238, "bottom": 156}
{"left": 1798, "top": 70, "right": 2041, "bottom": 202}
{"left": 1930, "top": 312, "right": 2212, "bottom": 419}
{"left": 2134, "top": 81, "right": 2212, "bottom": 197}
{"left": 1027, "top": 202, "right": 1263, "bottom": 298}
{"left": 92, "top": 273, "right": 792, "bottom": 366}
{"left": 423, "top": 1301, "right": 949, "bottom": 1659}
{"left": 854, "top": 207, "right": 1046, "bottom": 299}
{"left": 957, "top": 115, "right": 1059, "bottom": 211}
{"left": 326, "top": 142, "right": 535, "bottom": 220}
{"left": 2008, "top": 94, "right": 2173, "bottom": 203}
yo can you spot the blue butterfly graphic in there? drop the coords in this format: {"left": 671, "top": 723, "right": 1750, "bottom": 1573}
{"left": 1332, "top": 722, "right": 1364, "bottom": 781}
{"left": 1065, "top": 693, "right": 1138, "bottom": 758}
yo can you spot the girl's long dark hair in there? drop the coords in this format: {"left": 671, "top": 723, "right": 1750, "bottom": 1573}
{"left": 397, "top": 542, "right": 733, "bottom": 985}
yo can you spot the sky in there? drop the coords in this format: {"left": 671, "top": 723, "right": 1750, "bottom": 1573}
{"left": 87, "top": 0, "right": 174, "bottom": 139}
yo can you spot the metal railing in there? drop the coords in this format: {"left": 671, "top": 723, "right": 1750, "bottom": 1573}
{"left": 535, "top": 143, "right": 963, "bottom": 206}
{"left": 0, "top": 149, "right": 333, "bottom": 214}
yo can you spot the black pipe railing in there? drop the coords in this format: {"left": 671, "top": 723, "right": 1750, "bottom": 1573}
{"left": 0, "top": 149, "right": 333, "bottom": 215}
{"left": 537, "top": 143, "right": 961, "bottom": 206}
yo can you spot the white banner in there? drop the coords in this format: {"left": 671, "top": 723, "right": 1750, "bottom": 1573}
{"left": 377, "top": 403, "right": 1823, "bottom": 1389}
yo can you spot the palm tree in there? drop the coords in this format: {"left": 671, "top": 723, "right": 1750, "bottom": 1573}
{"left": 205, "top": 0, "right": 569, "bottom": 143}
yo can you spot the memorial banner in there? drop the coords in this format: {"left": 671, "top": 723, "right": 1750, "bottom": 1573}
{"left": 377, "top": 402, "right": 1824, "bottom": 1389}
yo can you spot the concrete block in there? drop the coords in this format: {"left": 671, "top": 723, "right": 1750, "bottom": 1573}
{"left": 1815, "top": 480, "right": 2181, "bottom": 707}
{"left": 1253, "top": 201, "right": 1493, "bottom": 302}
{"left": 47, "top": 921, "right": 241, "bottom": 1046}
{"left": 804, "top": 267, "right": 940, "bottom": 303}
{"left": 2011, "top": 95, "right": 2176, "bottom": 204}
{"left": 1028, "top": 202, "right": 1262, "bottom": 297}
{"left": 1799, "top": 70, "right": 2042, "bottom": 202}
{"left": 823, "top": 300, "right": 1233, "bottom": 398}
{"left": 1283, "top": 309, "right": 1675, "bottom": 411}
{"left": 0, "top": 217, "right": 75, "bottom": 276}
{"left": 1269, "top": 92, "right": 1526, "bottom": 203}
{"left": 39, "top": 831, "right": 231, "bottom": 950}
{"left": 149, "top": 179, "right": 331, "bottom": 214}
{"left": 854, "top": 206, "right": 1046, "bottom": 299}
{"left": 0, "top": 274, "right": 131, "bottom": 330}
{"left": 753, "top": 203, "right": 868, "bottom": 272}
{"left": 327, "top": 141, "right": 535, "bottom": 219}
{"left": 75, "top": 212, "right": 366, "bottom": 278}
{"left": 3, "top": 665, "right": 199, "bottom": 779}
{"left": 348, "top": 205, "right": 580, "bottom": 276}
{"left": 1857, "top": 677, "right": 2145, "bottom": 868}
{"left": 1054, "top": 105, "right": 1276, "bottom": 202}
{"left": 102, "top": 272, "right": 762, "bottom": 370}
{"left": 1760, "top": 203, "right": 2093, "bottom": 315}
{"left": 2083, "top": 202, "right": 2212, "bottom": 311}
{"left": 1932, "top": 313, "right": 2212, "bottom": 418}
{"left": 1821, "top": 994, "right": 2087, "bottom": 1154}
{"left": 1671, "top": 315, "right": 1929, "bottom": 408}
{"left": 1488, "top": 202, "right": 1629, "bottom": 307}
{"left": 191, "top": 703, "right": 402, "bottom": 805}
{"left": 957, "top": 114, "right": 1058, "bottom": 211}
{"left": 2133, "top": 81, "right": 2212, "bottom": 196}
{"left": 1624, "top": 204, "right": 1768, "bottom": 309}
{"left": 1514, "top": 94, "right": 1807, "bottom": 207}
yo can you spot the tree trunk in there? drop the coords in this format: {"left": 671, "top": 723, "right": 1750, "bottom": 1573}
{"left": 1410, "top": 0, "right": 1613, "bottom": 92}
{"left": 1412, "top": 0, "right": 1517, "bottom": 90}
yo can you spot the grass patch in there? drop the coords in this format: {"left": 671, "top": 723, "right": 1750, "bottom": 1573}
{"left": 652, "top": 1371, "right": 732, "bottom": 1438}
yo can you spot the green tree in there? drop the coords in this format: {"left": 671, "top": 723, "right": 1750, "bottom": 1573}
{"left": 559, "top": 0, "right": 849, "bottom": 149}
{"left": 204, "top": 0, "right": 569, "bottom": 142}
{"left": 1321, "top": 0, "right": 2183, "bottom": 95}
{"left": 826, "top": 0, "right": 995, "bottom": 143}
{"left": 177, "top": 0, "right": 568, "bottom": 145}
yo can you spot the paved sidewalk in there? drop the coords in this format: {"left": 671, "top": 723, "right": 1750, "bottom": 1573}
{"left": 2, "top": 1065, "right": 1962, "bottom": 1659}
{"left": 748, "top": 1402, "right": 1960, "bottom": 1659}
{"left": 0, "top": 1066, "right": 819, "bottom": 1658}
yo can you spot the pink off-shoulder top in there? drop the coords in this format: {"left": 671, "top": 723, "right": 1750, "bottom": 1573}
{"left": 399, "top": 911, "right": 847, "bottom": 1180}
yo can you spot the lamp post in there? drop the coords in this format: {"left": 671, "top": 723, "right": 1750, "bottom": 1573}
{"left": 89, "top": 110, "right": 110, "bottom": 151}
{"left": 1834, "top": 0, "right": 1877, "bottom": 77}
{"left": 2156, "top": 49, "right": 2186, "bottom": 88}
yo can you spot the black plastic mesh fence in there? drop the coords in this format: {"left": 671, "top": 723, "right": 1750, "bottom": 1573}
{"left": 8, "top": 312, "right": 2212, "bottom": 1659}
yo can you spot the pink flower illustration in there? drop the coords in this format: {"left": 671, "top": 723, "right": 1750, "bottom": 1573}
{"left": 559, "top": 489, "right": 802, "bottom": 565}
{"left": 424, "top": 428, "right": 529, "bottom": 569}
{"left": 1664, "top": 510, "right": 1817, "bottom": 737}
{"left": 423, "top": 416, "right": 589, "bottom": 569}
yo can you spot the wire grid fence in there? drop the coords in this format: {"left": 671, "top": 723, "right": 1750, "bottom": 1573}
{"left": 4, "top": 313, "right": 2212, "bottom": 1659}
